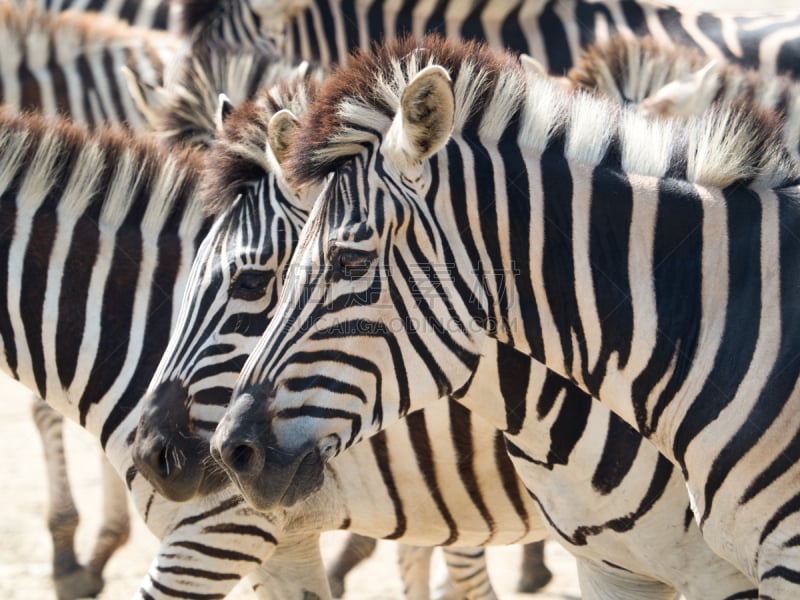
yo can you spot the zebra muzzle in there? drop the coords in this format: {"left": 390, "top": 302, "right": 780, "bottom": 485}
{"left": 212, "top": 386, "right": 326, "bottom": 511}
{"left": 132, "top": 379, "right": 209, "bottom": 502}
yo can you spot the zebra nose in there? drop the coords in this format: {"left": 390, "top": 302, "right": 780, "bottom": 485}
{"left": 211, "top": 386, "right": 270, "bottom": 478}
{"left": 133, "top": 379, "right": 205, "bottom": 502}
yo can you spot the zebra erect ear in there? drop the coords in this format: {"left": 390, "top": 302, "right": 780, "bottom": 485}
{"left": 639, "top": 60, "right": 719, "bottom": 118}
{"left": 384, "top": 65, "right": 455, "bottom": 175}
{"left": 215, "top": 93, "right": 236, "bottom": 132}
{"left": 268, "top": 109, "right": 300, "bottom": 168}
{"left": 520, "top": 54, "right": 546, "bottom": 76}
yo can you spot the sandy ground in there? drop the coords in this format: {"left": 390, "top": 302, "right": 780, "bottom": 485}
{"left": 0, "top": 375, "right": 581, "bottom": 600}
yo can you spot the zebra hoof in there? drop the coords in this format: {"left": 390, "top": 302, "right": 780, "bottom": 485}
{"left": 53, "top": 567, "right": 104, "bottom": 600}
{"left": 516, "top": 566, "right": 553, "bottom": 593}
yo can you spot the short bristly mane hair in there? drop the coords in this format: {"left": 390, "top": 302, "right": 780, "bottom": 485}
{"left": 200, "top": 74, "right": 320, "bottom": 215}
{"left": 569, "top": 34, "right": 799, "bottom": 118}
{"left": 287, "top": 35, "right": 799, "bottom": 192}
{"left": 0, "top": 109, "right": 206, "bottom": 236}
{"left": 153, "top": 39, "right": 312, "bottom": 149}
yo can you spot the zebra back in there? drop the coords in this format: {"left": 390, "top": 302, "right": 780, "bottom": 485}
{"left": 0, "top": 1, "right": 180, "bottom": 131}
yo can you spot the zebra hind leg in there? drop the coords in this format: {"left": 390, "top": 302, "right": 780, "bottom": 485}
{"left": 326, "top": 533, "right": 378, "bottom": 597}
{"left": 31, "top": 397, "right": 130, "bottom": 599}
{"left": 516, "top": 541, "right": 553, "bottom": 593}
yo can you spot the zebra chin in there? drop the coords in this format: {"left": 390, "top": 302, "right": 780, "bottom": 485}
{"left": 210, "top": 387, "right": 327, "bottom": 511}
{"left": 132, "top": 379, "right": 228, "bottom": 502}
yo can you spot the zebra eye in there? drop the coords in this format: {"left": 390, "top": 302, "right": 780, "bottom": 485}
{"left": 333, "top": 248, "right": 376, "bottom": 280}
{"left": 230, "top": 270, "right": 271, "bottom": 300}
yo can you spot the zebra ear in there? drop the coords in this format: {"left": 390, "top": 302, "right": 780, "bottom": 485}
{"left": 520, "top": 54, "right": 546, "bottom": 76}
{"left": 215, "top": 93, "right": 236, "bottom": 132}
{"left": 268, "top": 109, "right": 300, "bottom": 168}
{"left": 384, "top": 65, "right": 455, "bottom": 174}
{"left": 639, "top": 60, "right": 719, "bottom": 117}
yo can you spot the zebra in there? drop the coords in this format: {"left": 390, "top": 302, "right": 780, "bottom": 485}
{"left": 31, "top": 393, "right": 131, "bottom": 600}
{"left": 562, "top": 33, "right": 800, "bottom": 162}
{"left": 13, "top": 0, "right": 179, "bottom": 30}
{"left": 175, "top": 0, "right": 800, "bottom": 79}
{"left": 0, "top": 79, "right": 557, "bottom": 600}
{"left": 208, "top": 34, "right": 800, "bottom": 596}
{"left": 133, "top": 61, "right": 760, "bottom": 600}
{"left": 0, "top": 2, "right": 182, "bottom": 596}
{"left": 0, "top": 0, "right": 180, "bottom": 131}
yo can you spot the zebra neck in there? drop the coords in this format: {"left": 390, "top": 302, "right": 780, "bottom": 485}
{"left": 453, "top": 142, "right": 791, "bottom": 457}
{"left": 0, "top": 115, "right": 209, "bottom": 454}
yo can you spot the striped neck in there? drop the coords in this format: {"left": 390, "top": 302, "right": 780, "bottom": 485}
{"left": 0, "top": 111, "right": 209, "bottom": 452}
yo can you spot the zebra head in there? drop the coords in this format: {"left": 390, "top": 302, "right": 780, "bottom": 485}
{"left": 212, "top": 38, "right": 495, "bottom": 511}
{"left": 132, "top": 81, "right": 321, "bottom": 502}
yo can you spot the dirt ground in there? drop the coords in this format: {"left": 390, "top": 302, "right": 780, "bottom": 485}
{"left": 0, "top": 375, "right": 581, "bottom": 600}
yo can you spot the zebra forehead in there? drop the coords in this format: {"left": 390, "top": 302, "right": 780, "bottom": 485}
{"left": 200, "top": 74, "right": 321, "bottom": 216}
{"left": 288, "top": 34, "right": 799, "bottom": 193}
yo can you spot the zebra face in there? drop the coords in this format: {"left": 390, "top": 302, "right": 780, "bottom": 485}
{"left": 133, "top": 175, "right": 310, "bottom": 501}
{"left": 212, "top": 65, "right": 489, "bottom": 511}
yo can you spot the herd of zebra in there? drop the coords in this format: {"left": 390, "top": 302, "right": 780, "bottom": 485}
{"left": 4, "top": 0, "right": 800, "bottom": 598}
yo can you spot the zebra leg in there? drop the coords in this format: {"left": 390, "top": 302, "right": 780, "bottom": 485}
{"left": 326, "top": 533, "right": 377, "bottom": 597}
{"left": 84, "top": 456, "right": 131, "bottom": 586}
{"left": 434, "top": 547, "right": 497, "bottom": 600}
{"left": 516, "top": 541, "right": 553, "bottom": 593}
{"left": 31, "top": 398, "right": 105, "bottom": 600}
{"left": 397, "top": 545, "right": 434, "bottom": 600}
{"left": 251, "top": 533, "right": 332, "bottom": 600}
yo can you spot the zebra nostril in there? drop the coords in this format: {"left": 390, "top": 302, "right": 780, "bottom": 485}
{"left": 229, "top": 444, "right": 255, "bottom": 474}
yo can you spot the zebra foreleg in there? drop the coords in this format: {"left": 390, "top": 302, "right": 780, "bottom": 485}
{"left": 32, "top": 397, "right": 122, "bottom": 600}
{"left": 516, "top": 541, "right": 553, "bottom": 593}
{"left": 325, "top": 533, "right": 377, "bottom": 597}
{"left": 397, "top": 545, "right": 435, "bottom": 599}
{"left": 83, "top": 456, "right": 131, "bottom": 587}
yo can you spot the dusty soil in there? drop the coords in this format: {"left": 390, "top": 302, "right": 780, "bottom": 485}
{"left": 0, "top": 375, "right": 581, "bottom": 599}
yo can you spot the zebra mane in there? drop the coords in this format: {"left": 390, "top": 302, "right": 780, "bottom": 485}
{"left": 0, "top": 109, "right": 206, "bottom": 236}
{"left": 0, "top": 1, "right": 177, "bottom": 73}
{"left": 569, "top": 34, "right": 800, "bottom": 119}
{"left": 201, "top": 73, "right": 321, "bottom": 215}
{"left": 287, "top": 35, "right": 799, "bottom": 191}
{"left": 152, "top": 39, "right": 310, "bottom": 149}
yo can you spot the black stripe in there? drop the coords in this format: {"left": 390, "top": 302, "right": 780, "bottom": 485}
{"left": 155, "top": 565, "right": 239, "bottom": 581}
{"left": 540, "top": 138, "right": 581, "bottom": 378}
{"left": 672, "top": 186, "right": 762, "bottom": 473}
{"left": 586, "top": 164, "right": 633, "bottom": 389}
{"left": 539, "top": 5, "right": 572, "bottom": 75}
{"left": 21, "top": 149, "right": 74, "bottom": 398}
{"left": 369, "top": 434, "right": 406, "bottom": 539}
{"left": 496, "top": 434, "right": 530, "bottom": 528}
{"left": 631, "top": 178, "right": 703, "bottom": 438}
{"left": 172, "top": 541, "right": 261, "bottom": 563}
{"left": 592, "top": 411, "right": 642, "bottom": 495}
{"left": 448, "top": 400, "right": 495, "bottom": 533}
{"left": 148, "top": 577, "right": 225, "bottom": 600}
{"left": 176, "top": 497, "right": 243, "bottom": 528}
{"left": 406, "top": 409, "right": 459, "bottom": 544}
{"left": 497, "top": 343, "right": 530, "bottom": 436}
